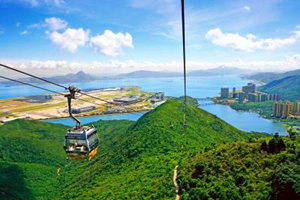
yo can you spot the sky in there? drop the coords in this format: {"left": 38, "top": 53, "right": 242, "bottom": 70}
{"left": 0, "top": 0, "right": 300, "bottom": 77}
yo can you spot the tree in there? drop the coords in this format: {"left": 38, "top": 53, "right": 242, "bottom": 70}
{"left": 261, "top": 140, "right": 268, "bottom": 152}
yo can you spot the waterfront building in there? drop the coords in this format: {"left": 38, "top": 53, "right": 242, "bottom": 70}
{"left": 242, "top": 83, "right": 256, "bottom": 94}
{"left": 272, "top": 94, "right": 280, "bottom": 101}
{"left": 238, "top": 92, "right": 245, "bottom": 103}
{"left": 113, "top": 97, "right": 141, "bottom": 105}
{"left": 221, "top": 88, "right": 229, "bottom": 99}
{"left": 273, "top": 101, "right": 292, "bottom": 119}
{"left": 72, "top": 106, "right": 96, "bottom": 114}
{"left": 248, "top": 93, "right": 258, "bottom": 102}
{"left": 232, "top": 87, "right": 237, "bottom": 98}
{"left": 293, "top": 100, "right": 300, "bottom": 114}
{"left": 153, "top": 92, "right": 165, "bottom": 100}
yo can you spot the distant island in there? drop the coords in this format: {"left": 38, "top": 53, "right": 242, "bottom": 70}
{"left": 1, "top": 66, "right": 258, "bottom": 86}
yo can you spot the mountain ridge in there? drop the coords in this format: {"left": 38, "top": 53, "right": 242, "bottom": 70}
{"left": 1, "top": 67, "right": 258, "bottom": 86}
{"left": 260, "top": 75, "right": 300, "bottom": 101}
{"left": 248, "top": 68, "right": 300, "bottom": 83}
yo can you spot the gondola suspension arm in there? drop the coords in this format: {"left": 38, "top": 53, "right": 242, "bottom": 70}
{"left": 65, "top": 86, "right": 81, "bottom": 129}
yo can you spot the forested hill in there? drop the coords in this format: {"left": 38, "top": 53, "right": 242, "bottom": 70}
{"left": 1, "top": 99, "right": 268, "bottom": 199}
{"left": 0, "top": 120, "right": 68, "bottom": 199}
{"left": 60, "top": 100, "right": 261, "bottom": 199}
{"left": 248, "top": 68, "right": 300, "bottom": 83}
{"left": 179, "top": 135, "right": 300, "bottom": 199}
{"left": 260, "top": 75, "right": 300, "bottom": 101}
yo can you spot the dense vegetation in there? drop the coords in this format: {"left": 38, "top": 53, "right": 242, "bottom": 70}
{"left": 259, "top": 75, "right": 300, "bottom": 101}
{"left": 0, "top": 120, "right": 67, "bottom": 199}
{"left": 4, "top": 99, "right": 295, "bottom": 200}
{"left": 230, "top": 101, "right": 274, "bottom": 118}
{"left": 248, "top": 68, "right": 300, "bottom": 83}
{"left": 179, "top": 96, "right": 199, "bottom": 106}
{"left": 179, "top": 134, "right": 300, "bottom": 200}
{"left": 60, "top": 100, "right": 258, "bottom": 199}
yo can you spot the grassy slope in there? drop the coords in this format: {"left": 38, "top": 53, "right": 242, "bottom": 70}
{"left": 0, "top": 99, "right": 266, "bottom": 199}
{"left": 179, "top": 136, "right": 300, "bottom": 200}
{"left": 0, "top": 119, "right": 135, "bottom": 200}
{"left": 60, "top": 100, "right": 262, "bottom": 200}
{"left": 0, "top": 120, "right": 68, "bottom": 200}
{"left": 259, "top": 75, "right": 300, "bottom": 101}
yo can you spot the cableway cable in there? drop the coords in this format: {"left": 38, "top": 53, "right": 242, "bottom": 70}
{"left": 0, "top": 63, "right": 131, "bottom": 106}
{"left": 0, "top": 63, "right": 68, "bottom": 90}
{"left": 181, "top": 0, "right": 187, "bottom": 134}
{"left": 0, "top": 75, "right": 103, "bottom": 106}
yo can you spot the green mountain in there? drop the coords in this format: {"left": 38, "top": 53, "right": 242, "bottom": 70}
{"left": 179, "top": 135, "right": 300, "bottom": 200}
{"left": 248, "top": 69, "right": 300, "bottom": 83}
{"left": 59, "top": 100, "right": 260, "bottom": 199}
{"left": 1, "top": 99, "right": 265, "bottom": 199}
{"left": 260, "top": 75, "right": 300, "bottom": 101}
{"left": 0, "top": 120, "right": 67, "bottom": 199}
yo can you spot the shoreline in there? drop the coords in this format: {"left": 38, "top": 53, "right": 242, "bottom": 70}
{"left": 214, "top": 99, "right": 300, "bottom": 133}
{"left": 39, "top": 108, "right": 150, "bottom": 121}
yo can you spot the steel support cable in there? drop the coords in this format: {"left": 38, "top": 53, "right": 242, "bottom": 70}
{"left": 173, "top": 1, "right": 188, "bottom": 200}
{"left": 0, "top": 74, "right": 149, "bottom": 117}
{"left": 0, "top": 75, "right": 103, "bottom": 107}
{"left": 181, "top": 0, "right": 187, "bottom": 135}
{"left": 0, "top": 75, "right": 66, "bottom": 96}
{"left": 0, "top": 64, "right": 68, "bottom": 90}
{"left": 0, "top": 63, "right": 138, "bottom": 106}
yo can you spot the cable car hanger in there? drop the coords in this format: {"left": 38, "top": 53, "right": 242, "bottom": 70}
{"left": 65, "top": 86, "right": 82, "bottom": 129}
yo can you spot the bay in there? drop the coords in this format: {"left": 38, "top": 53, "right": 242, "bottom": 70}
{"left": 0, "top": 75, "right": 287, "bottom": 135}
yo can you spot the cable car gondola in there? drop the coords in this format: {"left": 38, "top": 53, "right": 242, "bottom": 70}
{"left": 63, "top": 86, "right": 99, "bottom": 160}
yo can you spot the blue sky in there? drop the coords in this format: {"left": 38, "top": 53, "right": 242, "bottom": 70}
{"left": 0, "top": 0, "right": 300, "bottom": 76}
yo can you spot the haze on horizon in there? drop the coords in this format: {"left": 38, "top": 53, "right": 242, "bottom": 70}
{"left": 1, "top": 0, "right": 300, "bottom": 78}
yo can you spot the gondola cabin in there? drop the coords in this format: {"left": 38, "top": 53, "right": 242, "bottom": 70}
{"left": 64, "top": 126, "right": 99, "bottom": 160}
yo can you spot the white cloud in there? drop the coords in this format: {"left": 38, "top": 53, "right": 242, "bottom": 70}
{"left": 45, "top": 17, "right": 68, "bottom": 31}
{"left": 28, "top": 0, "right": 38, "bottom": 7}
{"left": 51, "top": 0, "right": 64, "bottom": 6}
{"left": 28, "top": 23, "right": 42, "bottom": 29}
{"left": 243, "top": 6, "right": 251, "bottom": 11}
{"left": 206, "top": 28, "right": 300, "bottom": 52}
{"left": 90, "top": 30, "right": 134, "bottom": 56}
{"left": 14, "top": 0, "right": 64, "bottom": 7}
{"left": 296, "top": 25, "right": 300, "bottom": 29}
{"left": 20, "top": 30, "right": 29, "bottom": 35}
{"left": 49, "top": 28, "right": 90, "bottom": 53}
{"left": 3, "top": 54, "right": 300, "bottom": 78}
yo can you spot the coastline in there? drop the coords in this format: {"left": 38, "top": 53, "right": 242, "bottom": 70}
{"left": 214, "top": 98, "right": 300, "bottom": 133}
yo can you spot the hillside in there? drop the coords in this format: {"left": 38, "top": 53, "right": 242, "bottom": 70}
{"left": 0, "top": 119, "right": 135, "bottom": 199}
{"left": 0, "top": 99, "right": 266, "bottom": 199}
{"left": 59, "top": 100, "right": 262, "bottom": 199}
{"left": 179, "top": 135, "right": 300, "bottom": 199}
{"left": 248, "top": 68, "right": 300, "bottom": 83}
{"left": 260, "top": 75, "right": 300, "bottom": 101}
{"left": 0, "top": 120, "right": 68, "bottom": 199}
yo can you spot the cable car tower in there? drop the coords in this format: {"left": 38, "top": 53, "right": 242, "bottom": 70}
{"left": 63, "top": 86, "right": 99, "bottom": 160}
